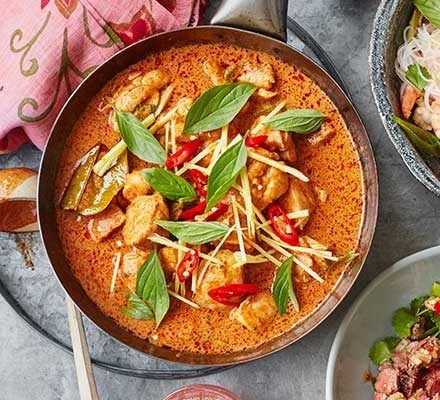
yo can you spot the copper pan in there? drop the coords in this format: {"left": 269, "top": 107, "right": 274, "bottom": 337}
{"left": 38, "top": 0, "right": 378, "bottom": 365}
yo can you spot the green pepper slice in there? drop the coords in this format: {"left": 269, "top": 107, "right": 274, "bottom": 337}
{"left": 60, "top": 145, "right": 100, "bottom": 210}
{"left": 393, "top": 116, "right": 440, "bottom": 157}
{"left": 78, "top": 150, "right": 128, "bottom": 216}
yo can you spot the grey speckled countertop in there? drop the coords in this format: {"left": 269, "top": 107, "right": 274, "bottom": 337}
{"left": 1, "top": 1, "right": 440, "bottom": 399}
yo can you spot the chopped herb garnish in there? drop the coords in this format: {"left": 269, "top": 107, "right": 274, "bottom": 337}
{"left": 405, "top": 64, "right": 431, "bottom": 91}
{"left": 392, "top": 308, "right": 419, "bottom": 338}
{"left": 369, "top": 337, "right": 400, "bottom": 366}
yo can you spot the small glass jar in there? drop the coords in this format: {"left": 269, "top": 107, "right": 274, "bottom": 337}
{"left": 163, "top": 384, "right": 239, "bottom": 400}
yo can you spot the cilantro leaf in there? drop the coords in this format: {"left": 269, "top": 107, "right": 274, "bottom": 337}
{"left": 369, "top": 337, "right": 401, "bottom": 366}
{"left": 431, "top": 282, "right": 440, "bottom": 297}
{"left": 432, "top": 314, "right": 440, "bottom": 331}
{"left": 392, "top": 308, "right": 419, "bottom": 338}
{"left": 405, "top": 64, "right": 431, "bottom": 91}
{"left": 411, "top": 295, "right": 429, "bottom": 314}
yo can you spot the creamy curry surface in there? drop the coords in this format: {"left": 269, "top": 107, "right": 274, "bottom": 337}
{"left": 55, "top": 43, "right": 363, "bottom": 355}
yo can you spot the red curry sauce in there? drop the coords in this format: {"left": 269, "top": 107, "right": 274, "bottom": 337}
{"left": 55, "top": 43, "right": 363, "bottom": 355}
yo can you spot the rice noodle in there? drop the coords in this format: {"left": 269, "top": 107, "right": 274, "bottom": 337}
{"left": 395, "top": 23, "right": 440, "bottom": 111}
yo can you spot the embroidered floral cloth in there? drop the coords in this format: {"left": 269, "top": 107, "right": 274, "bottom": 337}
{"left": 0, "top": 0, "right": 205, "bottom": 154}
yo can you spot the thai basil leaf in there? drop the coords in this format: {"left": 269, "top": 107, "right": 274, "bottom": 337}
{"left": 393, "top": 116, "right": 440, "bottom": 157}
{"left": 369, "top": 337, "right": 401, "bottom": 366}
{"left": 116, "top": 111, "right": 166, "bottom": 165}
{"left": 135, "top": 250, "right": 169, "bottom": 327}
{"left": 156, "top": 221, "right": 230, "bottom": 244}
{"left": 405, "top": 64, "right": 431, "bottom": 91}
{"left": 264, "top": 109, "right": 325, "bottom": 134}
{"left": 205, "top": 138, "right": 247, "bottom": 211}
{"left": 141, "top": 168, "right": 196, "bottom": 202}
{"left": 183, "top": 83, "right": 257, "bottom": 134}
{"left": 414, "top": 0, "right": 440, "bottom": 29}
{"left": 272, "top": 256, "right": 299, "bottom": 315}
{"left": 122, "top": 293, "right": 154, "bottom": 321}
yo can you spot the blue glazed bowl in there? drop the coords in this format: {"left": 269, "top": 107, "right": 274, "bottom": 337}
{"left": 370, "top": 0, "right": 440, "bottom": 197}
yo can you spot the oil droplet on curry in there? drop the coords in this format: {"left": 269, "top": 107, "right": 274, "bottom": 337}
{"left": 55, "top": 43, "right": 363, "bottom": 355}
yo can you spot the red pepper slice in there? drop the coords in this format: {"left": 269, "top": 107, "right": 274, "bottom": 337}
{"left": 205, "top": 202, "right": 229, "bottom": 221}
{"left": 245, "top": 135, "right": 268, "bottom": 148}
{"left": 267, "top": 203, "right": 299, "bottom": 246}
{"left": 177, "top": 248, "right": 200, "bottom": 282}
{"left": 165, "top": 139, "right": 201, "bottom": 169}
{"left": 189, "top": 169, "right": 208, "bottom": 196}
{"left": 179, "top": 201, "right": 206, "bottom": 221}
{"left": 208, "top": 283, "right": 260, "bottom": 306}
{"left": 435, "top": 301, "right": 440, "bottom": 315}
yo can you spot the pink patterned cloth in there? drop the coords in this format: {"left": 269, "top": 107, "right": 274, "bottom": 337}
{"left": 0, "top": 0, "right": 205, "bottom": 154}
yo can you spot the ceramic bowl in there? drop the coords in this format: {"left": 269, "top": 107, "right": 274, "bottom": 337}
{"left": 370, "top": 0, "right": 440, "bottom": 196}
{"left": 326, "top": 246, "right": 440, "bottom": 400}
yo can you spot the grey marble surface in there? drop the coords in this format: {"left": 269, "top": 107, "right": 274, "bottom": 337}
{"left": 1, "top": 0, "right": 439, "bottom": 399}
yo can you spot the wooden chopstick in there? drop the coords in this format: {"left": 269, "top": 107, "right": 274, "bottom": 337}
{"left": 66, "top": 297, "right": 100, "bottom": 400}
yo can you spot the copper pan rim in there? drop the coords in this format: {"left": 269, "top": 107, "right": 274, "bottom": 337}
{"left": 38, "top": 25, "right": 378, "bottom": 366}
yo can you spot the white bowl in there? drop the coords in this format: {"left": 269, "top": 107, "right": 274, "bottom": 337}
{"left": 326, "top": 246, "right": 440, "bottom": 400}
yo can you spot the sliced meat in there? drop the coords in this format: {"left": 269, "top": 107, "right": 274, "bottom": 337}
{"left": 386, "top": 394, "right": 406, "bottom": 400}
{"left": 251, "top": 116, "right": 297, "bottom": 163}
{"left": 122, "top": 247, "right": 149, "bottom": 292}
{"left": 122, "top": 170, "right": 151, "bottom": 201}
{"left": 194, "top": 250, "right": 244, "bottom": 311}
{"left": 237, "top": 62, "right": 275, "bottom": 89}
{"left": 247, "top": 148, "right": 289, "bottom": 211}
{"left": 425, "top": 365, "right": 440, "bottom": 397}
{"left": 122, "top": 193, "right": 169, "bottom": 248}
{"left": 278, "top": 176, "right": 316, "bottom": 230}
{"left": 87, "top": 204, "right": 125, "bottom": 242}
{"left": 114, "top": 69, "right": 169, "bottom": 112}
{"left": 230, "top": 291, "right": 277, "bottom": 330}
{"left": 408, "top": 389, "right": 430, "bottom": 400}
{"left": 374, "top": 361, "right": 399, "bottom": 395}
{"left": 158, "top": 246, "right": 178, "bottom": 280}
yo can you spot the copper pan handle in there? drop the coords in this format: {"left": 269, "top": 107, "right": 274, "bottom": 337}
{"left": 209, "top": 0, "right": 288, "bottom": 41}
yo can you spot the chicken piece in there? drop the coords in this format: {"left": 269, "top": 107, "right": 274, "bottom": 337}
{"left": 247, "top": 148, "right": 289, "bottom": 210}
{"left": 203, "top": 60, "right": 227, "bottom": 86}
{"left": 87, "top": 204, "right": 125, "bottom": 242}
{"left": 133, "top": 90, "right": 160, "bottom": 120}
{"left": 122, "top": 247, "right": 149, "bottom": 292}
{"left": 293, "top": 253, "right": 314, "bottom": 283}
{"left": 306, "top": 122, "right": 336, "bottom": 146}
{"left": 122, "top": 193, "right": 169, "bottom": 248}
{"left": 251, "top": 116, "right": 297, "bottom": 163}
{"left": 114, "top": 69, "right": 169, "bottom": 112}
{"left": 257, "top": 88, "right": 277, "bottom": 99}
{"left": 158, "top": 246, "right": 178, "bottom": 280}
{"left": 194, "top": 250, "right": 244, "bottom": 311}
{"left": 230, "top": 291, "right": 277, "bottom": 330}
{"left": 278, "top": 176, "right": 316, "bottom": 230}
{"left": 237, "top": 62, "right": 275, "bottom": 89}
{"left": 122, "top": 170, "right": 151, "bottom": 202}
